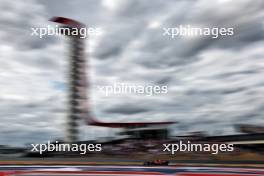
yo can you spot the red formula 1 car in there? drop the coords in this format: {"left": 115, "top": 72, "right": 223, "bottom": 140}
{"left": 143, "top": 159, "right": 169, "bottom": 166}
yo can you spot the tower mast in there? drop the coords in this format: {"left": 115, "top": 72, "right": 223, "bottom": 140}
{"left": 51, "top": 17, "right": 88, "bottom": 143}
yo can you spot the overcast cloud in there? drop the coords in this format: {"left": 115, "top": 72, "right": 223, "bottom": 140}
{"left": 0, "top": 0, "right": 264, "bottom": 146}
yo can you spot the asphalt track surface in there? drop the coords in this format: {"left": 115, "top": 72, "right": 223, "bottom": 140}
{"left": 0, "top": 166, "right": 264, "bottom": 176}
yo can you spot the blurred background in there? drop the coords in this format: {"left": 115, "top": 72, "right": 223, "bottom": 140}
{"left": 0, "top": 0, "right": 263, "bottom": 163}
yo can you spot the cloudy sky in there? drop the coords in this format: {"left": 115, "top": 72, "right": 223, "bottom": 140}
{"left": 0, "top": 0, "right": 264, "bottom": 146}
